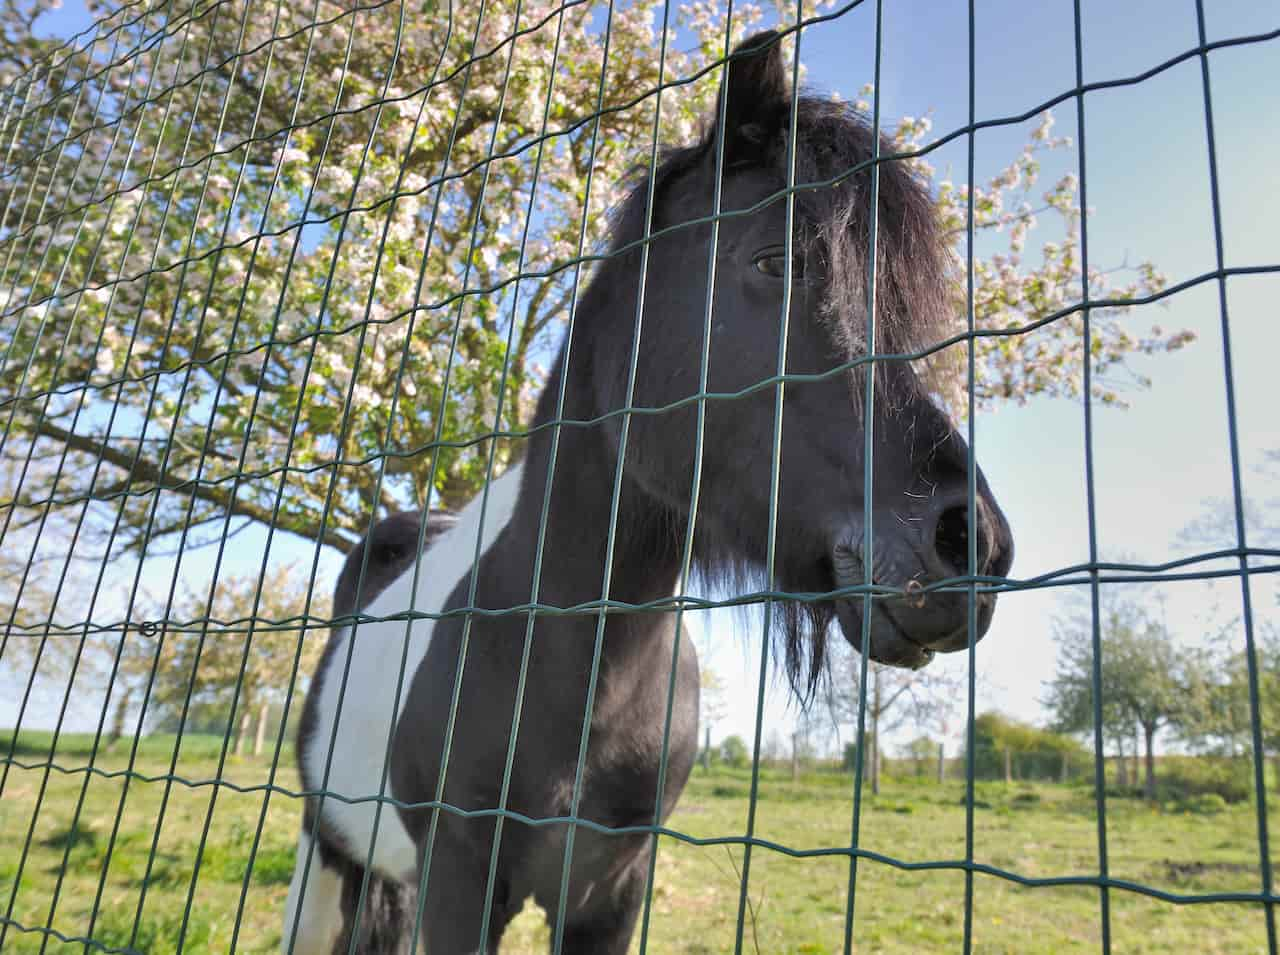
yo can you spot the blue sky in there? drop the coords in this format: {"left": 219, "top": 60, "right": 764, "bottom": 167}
{"left": 6, "top": 0, "right": 1279, "bottom": 760}
{"left": 702, "top": 0, "right": 1280, "bottom": 753}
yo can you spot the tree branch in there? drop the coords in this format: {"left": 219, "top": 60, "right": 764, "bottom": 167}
{"left": 30, "top": 419, "right": 357, "bottom": 553}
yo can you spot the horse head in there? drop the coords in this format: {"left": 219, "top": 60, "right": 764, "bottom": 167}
{"left": 584, "top": 30, "right": 1014, "bottom": 682}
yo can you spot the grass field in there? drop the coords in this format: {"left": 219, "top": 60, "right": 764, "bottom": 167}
{"left": 1, "top": 731, "right": 1277, "bottom": 953}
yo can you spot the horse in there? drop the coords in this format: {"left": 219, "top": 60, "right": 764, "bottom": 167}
{"left": 283, "top": 29, "right": 1014, "bottom": 955}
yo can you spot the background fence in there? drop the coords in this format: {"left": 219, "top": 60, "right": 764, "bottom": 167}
{"left": 0, "top": 0, "right": 1278, "bottom": 952}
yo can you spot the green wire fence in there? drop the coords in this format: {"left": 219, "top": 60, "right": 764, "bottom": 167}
{"left": 0, "top": 0, "right": 1277, "bottom": 952}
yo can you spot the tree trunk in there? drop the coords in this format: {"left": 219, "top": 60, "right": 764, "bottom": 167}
{"left": 791, "top": 731, "right": 800, "bottom": 782}
{"left": 1060, "top": 750, "right": 1069, "bottom": 784}
{"left": 1003, "top": 747, "right": 1011, "bottom": 784}
{"left": 1116, "top": 738, "right": 1128, "bottom": 787}
{"left": 870, "top": 732, "right": 880, "bottom": 795}
{"left": 702, "top": 725, "right": 711, "bottom": 771}
{"left": 1142, "top": 722, "right": 1157, "bottom": 800}
{"left": 234, "top": 708, "right": 252, "bottom": 756}
{"left": 937, "top": 743, "right": 945, "bottom": 784}
{"left": 105, "top": 687, "right": 133, "bottom": 753}
{"left": 253, "top": 700, "right": 270, "bottom": 757}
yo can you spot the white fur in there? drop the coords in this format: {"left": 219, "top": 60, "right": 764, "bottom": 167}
{"left": 300, "top": 464, "right": 523, "bottom": 877}
{"left": 280, "top": 832, "right": 343, "bottom": 954}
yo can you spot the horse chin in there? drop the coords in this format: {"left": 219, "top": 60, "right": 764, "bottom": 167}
{"left": 833, "top": 599, "right": 935, "bottom": 670}
{"left": 829, "top": 538, "right": 934, "bottom": 669}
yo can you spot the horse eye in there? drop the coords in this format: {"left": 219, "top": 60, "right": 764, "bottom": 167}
{"left": 752, "top": 248, "right": 789, "bottom": 278}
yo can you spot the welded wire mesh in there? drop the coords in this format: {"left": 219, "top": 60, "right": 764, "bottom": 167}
{"left": 0, "top": 0, "right": 1277, "bottom": 953}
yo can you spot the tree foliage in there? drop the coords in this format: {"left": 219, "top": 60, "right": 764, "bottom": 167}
{"left": 0, "top": 0, "right": 1192, "bottom": 572}
{"left": 968, "top": 710, "right": 1087, "bottom": 782}
{"left": 1044, "top": 596, "right": 1197, "bottom": 797}
{"left": 1177, "top": 627, "right": 1280, "bottom": 767}
{"left": 5, "top": 560, "right": 328, "bottom": 750}
{"left": 719, "top": 733, "right": 748, "bottom": 769}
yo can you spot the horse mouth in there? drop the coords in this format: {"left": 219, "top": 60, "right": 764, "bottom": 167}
{"left": 827, "top": 539, "right": 986, "bottom": 669}
{"left": 833, "top": 598, "right": 936, "bottom": 670}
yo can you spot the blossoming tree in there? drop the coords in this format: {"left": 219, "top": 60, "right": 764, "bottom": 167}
{"left": 0, "top": 0, "right": 1190, "bottom": 566}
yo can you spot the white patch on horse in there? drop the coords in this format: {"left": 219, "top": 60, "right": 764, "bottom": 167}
{"left": 302, "top": 465, "right": 523, "bottom": 877}
{"left": 280, "top": 832, "right": 342, "bottom": 954}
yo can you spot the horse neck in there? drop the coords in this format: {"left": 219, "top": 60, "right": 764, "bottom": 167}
{"left": 506, "top": 423, "right": 683, "bottom": 615}
{"left": 491, "top": 341, "right": 684, "bottom": 625}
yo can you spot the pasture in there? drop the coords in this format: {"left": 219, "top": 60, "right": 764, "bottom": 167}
{"left": 0, "top": 732, "right": 1273, "bottom": 953}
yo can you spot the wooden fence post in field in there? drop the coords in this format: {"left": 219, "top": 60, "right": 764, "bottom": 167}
{"left": 254, "top": 700, "right": 270, "bottom": 757}
{"left": 235, "top": 708, "right": 252, "bottom": 756}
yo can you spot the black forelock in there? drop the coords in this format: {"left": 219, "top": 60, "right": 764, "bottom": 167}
{"left": 607, "top": 92, "right": 952, "bottom": 408}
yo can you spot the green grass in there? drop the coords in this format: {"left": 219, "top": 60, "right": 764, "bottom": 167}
{"left": 1, "top": 733, "right": 1276, "bottom": 952}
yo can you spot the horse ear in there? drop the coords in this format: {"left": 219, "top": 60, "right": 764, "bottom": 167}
{"left": 714, "top": 30, "right": 790, "bottom": 163}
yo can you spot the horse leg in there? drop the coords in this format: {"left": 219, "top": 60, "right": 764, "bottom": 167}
{"left": 282, "top": 827, "right": 417, "bottom": 955}
{"left": 281, "top": 831, "right": 346, "bottom": 954}
{"left": 414, "top": 842, "right": 518, "bottom": 954}
{"left": 545, "top": 854, "right": 648, "bottom": 955}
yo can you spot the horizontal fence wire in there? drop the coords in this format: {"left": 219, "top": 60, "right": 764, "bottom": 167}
{"left": 0, "top": 0, "right": 1277, "bottom": 953}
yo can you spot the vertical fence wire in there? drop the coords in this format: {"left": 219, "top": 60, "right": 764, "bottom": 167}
{"left": 961, "top": 0, "right": 978, "bottom": 948}
{"left": 732, "top": 18, "right": 803, "bottom": 955}
{"left": 1192, "top": 1, "right": 1276, "bottom": 949}
{"left": 1069, "top": 4, "right": 1113, "bottom": 951}
{"left": 628, "top": 4, "right": 679, "bottom": 949}
{"left": 223, "top": 0, "right": 442, "bottom": 945}
{"left": 471, "top": 4, "right": 567, "bottom": 945}
{"left": 840, "top": 0, "right": 883, "bottom": 951}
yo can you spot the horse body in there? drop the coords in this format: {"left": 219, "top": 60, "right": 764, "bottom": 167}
{"left": 288, "top": 446, "right": 699, "bottom": 953}
{"left": 285, "top": 28, "right": 1014, "bottom": 954}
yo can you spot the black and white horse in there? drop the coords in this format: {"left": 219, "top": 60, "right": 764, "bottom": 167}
{"left": 284, "top": 30, "right": 1013, "bottom": 954}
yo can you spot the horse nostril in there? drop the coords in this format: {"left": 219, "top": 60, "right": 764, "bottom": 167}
{"left": 933, "top": 505, "right": 973, "bottom": 577}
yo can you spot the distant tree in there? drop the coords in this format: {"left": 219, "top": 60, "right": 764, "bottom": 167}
{"left": 1180, "top": 451, "right": 1280, "bottom": 552}
{"left": 969, "top": 711, "right": 1088, "bottom": 782}
{"left": 1045, "top": 597, "right": 1193, "bottom": 798}
{"left": 720, "top": 734, "right": 749, "bottom": 770}
{"left": 699, "top": 659, "right": 730, "bottom": 770}
{"left": 900, "top": 735, "right": 938, "bottom": 777}
{"left": 816, "top": 640, "right": 964, "bottom": 795}
{"left": 1177, "top": 628, "right": 1280, "bottom": 788}
{"left": 104, "top": 563, "right": 329, "bottom": 755}
{"left": 762, "top": 730, "right": 787, "bottom": 765}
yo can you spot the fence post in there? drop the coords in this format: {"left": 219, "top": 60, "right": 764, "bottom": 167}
{"left": 937, "top": 742, "right": 945, "bottom": 784}
{"left": 254, "top": 700, "right": 270, "bottom": 757}
{"left": 234, "top": 708, "right": 252, "bottom": 756}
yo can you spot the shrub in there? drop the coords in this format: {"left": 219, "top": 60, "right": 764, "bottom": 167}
{"left": 1155, "top": 757, "right": 1253, "bottom": 804}
{"left": 1183, "top": 793, "right": 1228, "bottom": 814}
{"left": 719, "top": 735, "right": 749, "bottom": 769}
